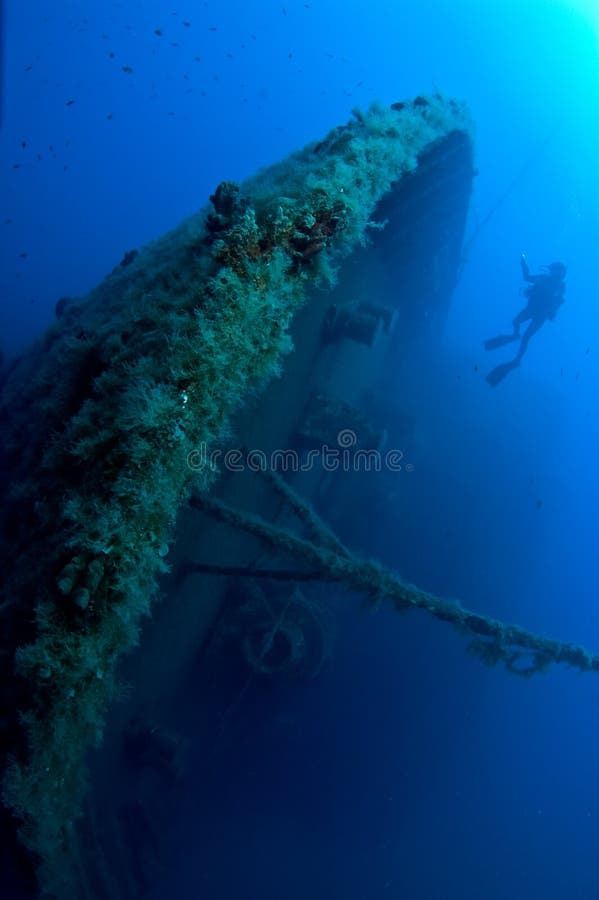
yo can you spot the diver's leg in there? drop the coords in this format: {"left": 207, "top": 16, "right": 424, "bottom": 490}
{"left": 514, "top": 318, "right": 544, "bottom": 363}
{"left": 485, "top": 306, "right": 531, "bottom": 351}
{"left": 512, "top": 306, "right": 532, "bottom": 337}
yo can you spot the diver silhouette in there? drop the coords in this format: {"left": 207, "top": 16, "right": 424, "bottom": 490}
{"left": 484, "top": 254, "right": 566, "bottom": 386}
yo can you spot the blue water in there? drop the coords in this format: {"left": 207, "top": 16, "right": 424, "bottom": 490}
{"left": 2, "top": 1, "right": 599, "bottom": 898}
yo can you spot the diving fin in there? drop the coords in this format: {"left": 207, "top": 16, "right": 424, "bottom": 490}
{"left": 486, "top": 360, "right": 520, "bottom": 387}
{"left": 484, "top": 333, "right": 519, "bottom": 351}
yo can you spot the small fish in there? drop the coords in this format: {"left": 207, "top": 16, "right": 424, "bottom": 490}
{"left": 108, "top": 51, "right": 115, "bottom": 58}
{"left": 19, "top": 252, "right": 28, "bottom": 258}
{"left": 535, "top": 499, "right": 543, "bottom": 510}
{"left": 66, "top": 99, "right": 76, "bottom": 106}
{"left": 12, "top": 164, "right": 20, "bottom": 169}
{"left": 154, "top": 28, "right": 163, "bottom": 36}
{"left": 183, "top": 20, "right": 191, "bottom": 27}
{"left": 21, "top": 140, "right": 27, "bottom": 148}
{"left": 208, "top": 26, "right": 218, "bottom": 31}
{"left": 122, "top": 65, "right": 134, "bottom": 73}
{"left": 585, "top": 346, "right": 591, "bottom": 355}
{"left": 226, "top": 52, "right": 234, "bottom": 59}
{"left": 106, "top": 113, "right": 113, "bottom": 119}
{"left": 473, "top": 364, "right": 478, "bottom": 372}
{"left": 194, "top": 56, "right": 201, "bottom": 61}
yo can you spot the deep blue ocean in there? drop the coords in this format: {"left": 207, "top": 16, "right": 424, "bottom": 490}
{"left": 1, "top": 2, "right": 599, "bottom": 898}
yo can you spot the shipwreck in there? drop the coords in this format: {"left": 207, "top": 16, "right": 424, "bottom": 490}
{"left": 0, "top": 93, "right": 596, "bottom": 899}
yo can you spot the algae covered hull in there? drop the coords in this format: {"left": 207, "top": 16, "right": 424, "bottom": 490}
{"left": 0, "top": 94, "right": 477, "bottom": 893}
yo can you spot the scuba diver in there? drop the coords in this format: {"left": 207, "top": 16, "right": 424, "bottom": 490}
{"left": 484, "top": 254, "right": 567, "bottom": 386}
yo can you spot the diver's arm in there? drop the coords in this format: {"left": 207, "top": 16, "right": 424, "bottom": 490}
{"left": 520, "top": 253, "right": 534, "bottom": 282}
{"left": 521, "top": 254, "right": 544, "bottom": 284}
{"left": 547, "top": 287, "right": 566, "bottom": 320}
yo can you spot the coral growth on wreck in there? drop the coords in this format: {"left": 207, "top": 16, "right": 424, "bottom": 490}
{"left": 0, "top": 94, "right": 472, "bottom": 896}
